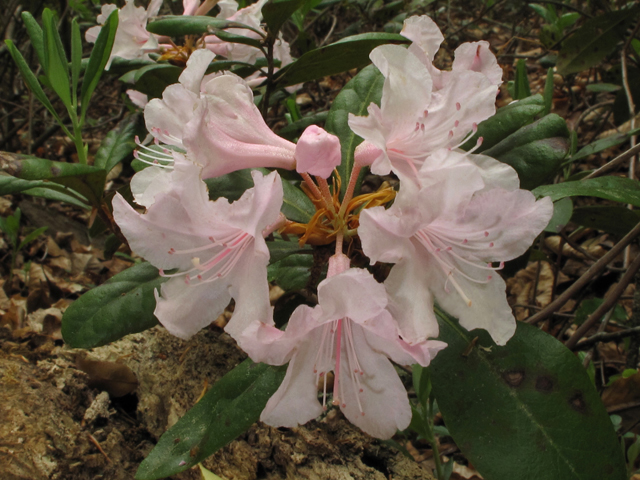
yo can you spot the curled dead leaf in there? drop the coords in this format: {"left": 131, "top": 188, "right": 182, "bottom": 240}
{"left": 76, "top": 355, "right": 138, "bottom": 397}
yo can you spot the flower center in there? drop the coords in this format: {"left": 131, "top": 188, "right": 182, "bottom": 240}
{"left": 159, "top": 230, "right": 252, "bottom": 285}
{"left": 313, "top": 318, "right": 366, "bottom": 416}
{"left": 415, "top": 227, "right": 504, "bottom": 306}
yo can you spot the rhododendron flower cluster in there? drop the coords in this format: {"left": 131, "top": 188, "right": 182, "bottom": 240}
{"left": 112, "top": 13, "right": 553, "bottom": 439}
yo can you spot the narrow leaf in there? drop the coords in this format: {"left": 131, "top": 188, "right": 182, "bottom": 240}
{"left": 514, "top": 59, "right": 531, "bottom": 100}
{"left": 430, "top": 311, "right": 626, "bottom": 480}
{"left": 21, "top": 12, "right": 45, "bottom": 66}
{"left": 325, "top": 64, "right": 384, "bottom": 196}
{"left": 570, "top": 129, "right": 639, "bottom": 162}
{"left": 146, "top": 16, "right": 263, "bottom": 37}
{"left": 557, "top": 7, "right": 640, "bottom": 75}
{"left": 4, "top": 40, "right": 64, "bottom": 125}
{"left": 61, "top": 262, "right": 166, "bottom": 348}
{"left": 135, "top": 360, "right": 286, "bottom": 480}
{"left": 42, "top": 9, "right": 71, "bottom": 107}
{"left": 71, "top": 18, "right": 82, "bottom": 105}
{"left": 81, "top": 10, "right": 118, "bottom": 121}
{"left": 532, "top": 177, "right": 640, "bottom": 207}
{"left": 571, "top": 205, "right": 640, "bottom": 236}
{"left": 273, "top": 33, "right": 409, "bottom": 88}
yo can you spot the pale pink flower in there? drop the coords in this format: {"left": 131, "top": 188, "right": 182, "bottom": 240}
{"left": 144, "top": 49, "right": 216, "bottom": 149}
{"left": 358, "top": 149, "right": 553, "bottom": 346}
{"left": 401, "top": 15, "right": 502, "bottom": 91}
{"left": 348, "top": 43, "right": 498, "bottom": 180}
{"left": 112, "top": 157, "right": 284, "bottom": 340}
{"left": 86, "top": 0, "right": 162, "bottom": 69}
{"left": 182, "top": 73, "right": 298, "bottom": 177}
{"left": 240, "top": 254, "right": 446, "bottom": 439}
{"left": 126, "top": 89, "right": 148, "bottom": 108}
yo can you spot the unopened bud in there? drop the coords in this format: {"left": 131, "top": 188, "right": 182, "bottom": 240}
{"left": 295, "top": 125, "right": 341, "bottom": 178}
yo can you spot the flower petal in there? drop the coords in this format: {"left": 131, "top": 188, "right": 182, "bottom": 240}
{"left": 178, "top": 49, "right": 215, "bottom": 94}
{"left": 400, "top": 15, "right": 444, "bottom": 61}
{"left": 452, "top": 41, "right": 502, "bottom": 85}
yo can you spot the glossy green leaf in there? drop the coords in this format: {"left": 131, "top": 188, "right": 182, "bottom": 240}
{"left": 0, "top": 175, "right": 48, "bottom": 195}
{"left": 262, "top": 0, "right": 306, "bottom": 34}
{"left": 146, "top": 16, "right": 263, "bottom": 37}
{"left": 557, "top": 7, "right": 640, "bottom": 75}
{"left": 81, "top": 10, "right": 118, "bottom": 121}
{"left": 267, "top": 235, "right": 310, "bottom": 263}
{"left": 273, "top": 33, "right": 408, "bottom": 88}
{"left": 514, "top": 59, "right": 531, "bottom": 100}
{"left": 4, "top": 39, "right": 64, "bottom": 126}
{"left": 205, "top": 169, "right": 256, "bottom": 202}
{"left": 430, "top": 310, "right": 626, "bottom": 480}
{"left": 482, "top": 114, "right": 569, "bottom": 189}
{"left": 135, "top": 359, "right": 286, "bottom": 480}
{"left": 0, "top": 153, "right": 106, "bottom": 205}
{"left": 461, "top": 95, "right": 545, "bottom": 152}
{"left": 61, "top": 262, "right": 166, "bottom": 348}
{"left": 585, "top": 83, "right": 621, "bottom": 93}
{"left": 132, "top": 63, "right": 182, "bottom": 99}
{"left": 533, "top": 177, "right": 640, "bottom": 207}
{"left": 21, "top": 12, "right": 45, "bottom": 66}
{"left": 571, "top": 205, "right": 640, "bottom": 236}
{"left": 94, "top": 114, "right": 145, "bottom": 172}
{"left": 326, "top": 64, "right": 384, "bottom": 197}
{"left": 281, "top": 179, "right": 315, "bottom": 222}
{"left": 544, "top": 197, "right": 572, "bottom": 233}
{"left": 268, "top": 253, "right": 312, "bottom": 290}
{"left": 212, "top": 28, "right": 263, "bottom": 50}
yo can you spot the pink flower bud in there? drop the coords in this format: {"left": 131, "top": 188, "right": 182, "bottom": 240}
{"left": 295, "top": 125, "right": 341, "bottom": 178}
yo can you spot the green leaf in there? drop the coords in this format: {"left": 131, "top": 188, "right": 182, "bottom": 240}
{"left": 430, "top": 310, "right": 626, "bottom": 480}
{"left": 21, "top": 12, "right": 45, "bottom": 67}
{"left": 571, "top": 205, "right": 640, "bottom": 236}
{"left": 18, "top": 226, "right": 48, "bottom": 251}
{"left": 533, "top": 177, "right": 640, "bottom": 207}
{"left": 132, "top": 64, "right": 183, "bottom": 99}
{"left": 514, "top": 59, "right": 531, "bottom": 100}
{"left": 42, "top": 9, "right": 71, "bottom": 108}
{"left": 0, "top": 174, "right": 48, "bottom": 195}
{"left": 212, "top": 29, "right": 263, "bottom": 50}
{"left": 262, "top": 0, "right": 306, "bottom": 35}
{"left": 4, "top": 39, "right": 64, "bottom": 126}
{"left": 205, "top": 169, "right": 257, "bottom": 202}
{"left": 482, "top": 114, "right": 570, "bottom": 189}
{"left": 267, "top": 235, "right": 310, "bottom": 263}
{"left": 544, "top": 197, "right": 572, "bottom": 233}
{"left": 135, "top": 359, "right": 286, "bottom": 480}
{"left": 542, "top": 67, "right": 554, "bottom": 116}
{"left": 146, "top": 16, "right": 263, "bottom": 37}
{"left": 461, "top": 95, "right": 545, "bottom": 152}
{"left": 277, "top": 111, "right": 329, "bottom": 140}
{"left": 71, "top": 18, "right": 82, "bottom": 105}
{"left": 81, "top": 10, "right": 118, "bottom": 121}
{"left": 570, "top": 130, "right": 639, "bottom": 162}
{"left": 21, "top": 186, "right": 90, "bottom": 209}
{"left": 0, "top": 152, "right": 106, "bottom": 205}
{"left": 273, "top": 33, "right": 408, "bottom": 88}
{"left": 325, "top": 64, "right": 384, "bottom": 196}
{"left": 94, "top": 114, "right": 145, "bottom": 172}
{"left": 574, "top": 298, "right": 627, "bottom": 326}
{"left": 61, "top": 262, "right": 166, "bottom": 348}
{"left": 557, "top": 7, "right": 640, "bottom": 75}
{"left": 268, "top": 253, "right": 312, "bottom": 290}
{"left": 281, "top": 179, "right": 315, "bottom": 222}
{"left": 585, "top": 83, "right": 621, "bottom": 93}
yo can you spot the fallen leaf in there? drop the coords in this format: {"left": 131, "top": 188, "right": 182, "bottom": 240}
{"left": 76, "top": 355, "right": 139, "bottom": 397}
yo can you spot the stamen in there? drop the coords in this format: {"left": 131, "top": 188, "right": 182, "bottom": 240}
{"left": 456, "top": 102, "right": 461, "bottom": 111}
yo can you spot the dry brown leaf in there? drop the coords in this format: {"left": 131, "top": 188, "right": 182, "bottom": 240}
{"left": 451, "top": 461, "right": 484, "bottom": 480}
{"left": 602, "top": 371, "right": 640, "bottom": 408}
{"left": 0, "top": 296, "right": 27, "bottom": 329}
{"left": 507, "top": 261, "right": 569, "bottom": 320}
{"left": 76, "top": 356, "right": 139, "bottom": 397}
